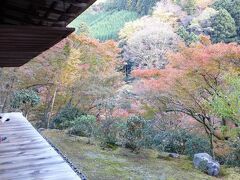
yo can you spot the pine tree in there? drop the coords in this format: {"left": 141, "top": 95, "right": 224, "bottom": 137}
{"left": 210, "top": 8, "right": 237, "bottom": 43}
{"left": 213, "top": 0, "right": 240, "bottom": 37}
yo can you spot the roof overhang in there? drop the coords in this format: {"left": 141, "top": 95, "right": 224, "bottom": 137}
{"left": 0, "top": 0, "right": 96, "bottom": 67}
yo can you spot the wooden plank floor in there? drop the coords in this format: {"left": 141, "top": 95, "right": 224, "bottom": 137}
{"left": 0, "top": 113, "right": 81, "bottom": 180}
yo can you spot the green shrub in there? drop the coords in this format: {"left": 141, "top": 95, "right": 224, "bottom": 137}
{"left": 153, "top": 130, "right": 189, "bottom": 154}
{"left": 153, "top": 130, "right": 211, "bottom": 158}
{"left": 97, "top": 118, "right": 125, "bottom": 149}
{"left": 185, "top": 135, "right": 212, "bottom": 158}
{"left": 177, "top": 26, "right": 199, "bottom": 46}
{"left": 10, "top": 89, "right": 40, "bottom": 116}
{"left": 50, "top": 104, "right": 85, "bottom": 129}
{"left": 68, "top": 115, "right": 97, "bottom": 138}
{"left": 124, "top": 116, "right": 147, "bottom": 152}
{"left": 11, "top": 89, "right": 40, "bottom": 108}
{"left": 224, "top": 138, "right": 240, "bottom": 167}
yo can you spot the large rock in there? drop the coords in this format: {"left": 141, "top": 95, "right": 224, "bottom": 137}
{"left": 193, "top": 153, "right": 220, "bottom": 176}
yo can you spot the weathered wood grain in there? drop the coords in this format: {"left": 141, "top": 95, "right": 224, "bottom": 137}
{"left": 0, "top": 113, "right": 81, "bottom": 180}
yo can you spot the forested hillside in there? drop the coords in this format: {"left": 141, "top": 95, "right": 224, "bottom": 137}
{"left": 1, "top": 0, "right": 240, "bottom": 179}
{"left": 70, "top": 9, "right": 138, "bottom": 41}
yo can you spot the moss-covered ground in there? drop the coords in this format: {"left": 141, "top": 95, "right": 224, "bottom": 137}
{"left": 42, "top": 130, "right": 240, "bottom": 180}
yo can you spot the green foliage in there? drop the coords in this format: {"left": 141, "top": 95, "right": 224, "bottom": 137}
{"left": 210, "top": 8, "right": 237, "bottom": 43}
{"left": 188, "top": 7, "right": 218, "bottom": 36}
{"left": 177, "top": 26, "right": 199, "bottom": 46}
{"left": 153, "top": 130, "right": 211, "bottom": 158}
{"left": 213, "top": 0, "right": 240, "bottom": 36}
{"left": 70, "top": 10, "right": 138, "bottom": 41}
{"left": 51, "top": 104, "right": 85, "bottom": 129}
{"left": 153, "top": 130, "right": 188, "bottom": 154}
{"left": 212, "top": 0, "right": 230, "bottom": 10}
{"left": 105, "top": 0, "right": 159, "bottom": 15}
{"left": 97, "top": 118, "right": 125, "bottom": 149}
{"left": 136, "top": 0, "right": 159, "bottom": 16}
{"left": 224, "top": 138, "right": 240, "bottom": 167}
{"left": 91, "top": 10, "right": 138, "bottom": 41}
{"left": 209, "top": 74, "right": 240, "bottom": 127}
{"left": 124, "top": 116, "right": 147, "bottom": 152}
{"left": 68, "top": 115, "right": 97, "bottom": 137}
{"left": 184, "top": 135, "right": 212, "bottom": 158}
{"left": 173, "top": 0, "right": 182, "bottom": 5}
{"left": 183, "top": 0, "right": 197, "bottom": 15}
{"left": 76, "top": 22, "right": 90, "bottom": 36}
{"left": 11, "top": 89, "right": 40, "bottom": 109}
{"left": 229, "top": 1, "right": 240, "bottom": 36}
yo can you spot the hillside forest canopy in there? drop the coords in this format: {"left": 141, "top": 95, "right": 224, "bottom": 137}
{"left": 1, "top": 0, "right": 240, "bottom": 178}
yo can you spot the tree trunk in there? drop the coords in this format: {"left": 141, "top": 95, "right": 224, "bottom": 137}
{"left": 47, "top": 86, "right": 58, "bottom": 128}
{"left": 209, "top": 132, "right": 215, "bottom": 159}
{"left": 2, "top": 72, "right": 16, "bottom": 113}
{"left": 43, "top": 88, "right": 52, "bottom": 128}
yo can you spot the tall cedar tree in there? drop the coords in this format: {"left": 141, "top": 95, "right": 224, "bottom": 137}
{"left": 210, "top": 8, "right": 237, "bottom": 43}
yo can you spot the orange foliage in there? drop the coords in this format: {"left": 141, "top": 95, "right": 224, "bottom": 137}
{"left": 132, "top": 69, "right": 162, "bottom": 78}
{"left": 60, "top": 35, "right": 122, "bottom": 86}
{"left": 133, "top": 43, "right": 240, "bottom": 92}
{"left": 70, "top": 34, "right": 120, "bottom": 62}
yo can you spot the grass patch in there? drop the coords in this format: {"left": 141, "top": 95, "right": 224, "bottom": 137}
{"left": 42, "top": 129, "right": 240, "bottom": 180}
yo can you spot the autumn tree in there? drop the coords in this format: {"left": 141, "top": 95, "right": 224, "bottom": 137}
{"left": 120, "top": 16, "right": 180, "bottom": 74}
{"left": 0, "top": 38, "right": 70, "bottom": 122}
{"left": 58, "top": 35, "right": 123, "bottom": 120}
{"left": 15, "top": 38, "right": 71, "bottom": 127}
{"left": 152, "top": 0, "right": 187, "bottom": 28}
{"left": 133, "top": 41, "right": 240, "bottom": 156}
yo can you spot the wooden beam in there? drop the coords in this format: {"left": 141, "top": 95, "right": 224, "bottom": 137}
{"left": 0, "top": 0, "right": 7, "bottom": 23}
{"left": 57, "top": 0, "right": 96, "bottom": 24}
{"left": 0, "top": 26, "right": 74, "bottom": 67}
{"left": 59, "top": 0, "right": 89, "bottom": 7}
{"left": 38, "top": 7, "right": 76, "bottom": 17}
{"left": 66, "top": 2, "right": 88, "bottom": 8}
{"left": 39, "top": 1, "right": 58, "bottom": 25}
{"left": 0, "top": 0, "right": 97, "bottom": 26}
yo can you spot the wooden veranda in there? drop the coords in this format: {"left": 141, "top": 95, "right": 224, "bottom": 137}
{"left": 0, "top": 113, "right": 81, "bottom": 180}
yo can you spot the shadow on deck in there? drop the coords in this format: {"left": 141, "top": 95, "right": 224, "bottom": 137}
{"left": 0, "top": 113, "right": 80, "bottom": 180}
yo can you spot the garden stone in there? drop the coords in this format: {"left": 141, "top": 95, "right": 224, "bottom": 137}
{"left": 38, "top": 128, "right": 45, "bottom": 132}
{"left": 168, "top": 153, "right": 180, "bottom": 158}
{"left": 193, "top": 153, "right": 220, "bottom": 176}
